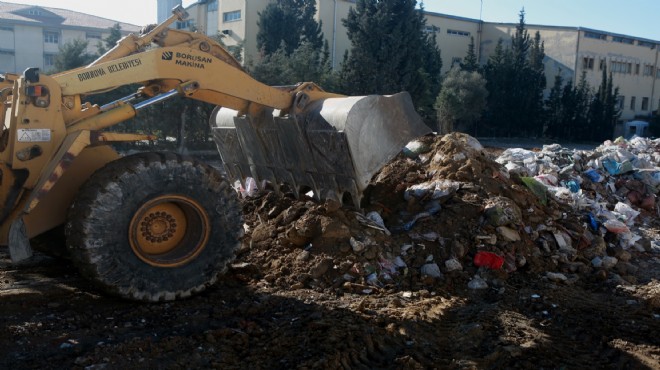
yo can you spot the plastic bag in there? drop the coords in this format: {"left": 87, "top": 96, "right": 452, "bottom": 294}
{"left": 603, "top": 219, "right": 630, "bottom": 234}
{"left": 583, "top": 169, "right": 604, "bottom": 183}
{"left": 614, "top": 202, "right": 640, "bottom": 226}
{"left": 521, "top": 177, "right": 548, "bottom": 205}
{"left": 473, "top": 251, "right": 504, "bottom": 270}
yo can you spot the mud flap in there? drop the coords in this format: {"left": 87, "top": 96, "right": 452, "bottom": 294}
{"left": 8, "top": 217, "right": 33, "bottom": 263}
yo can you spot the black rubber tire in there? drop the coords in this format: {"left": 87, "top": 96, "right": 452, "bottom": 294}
{"left": 65, "top": 152, "right": 243, "bottom": 302}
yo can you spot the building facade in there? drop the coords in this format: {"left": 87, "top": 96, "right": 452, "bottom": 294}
{"left": 0, "top": 1, "right": 140, "bottom": 74}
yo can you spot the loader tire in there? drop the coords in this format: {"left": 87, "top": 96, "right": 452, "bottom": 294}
{"left": 66, "top": 152, "right": 243, "bottom": 302}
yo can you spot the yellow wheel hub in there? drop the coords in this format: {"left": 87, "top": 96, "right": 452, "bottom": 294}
{"left": 129, "top": 195, "right": 210, "bottom": 267}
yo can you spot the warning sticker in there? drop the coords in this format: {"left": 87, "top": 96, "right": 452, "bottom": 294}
{"left": 17, "top": 129, "right": 51, "bottom": 143}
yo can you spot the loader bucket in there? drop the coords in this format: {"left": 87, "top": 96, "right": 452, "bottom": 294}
{"left": 211, "top": 92, "right": 432, "bottom": 206}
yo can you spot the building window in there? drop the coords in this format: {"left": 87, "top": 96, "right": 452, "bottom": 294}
{"left": 207, "top": 0, "right": 218, "bottom": 12}
{"left": 617, "top": 96, "right": 625, "bottom": 110}
{"left": 447, "top": 29, "right": 470, "bottom": 37}
{"left": 612, "top": 36, "right": 634, "bottom": 45}
{"left": 584, "top": 31, "right": 607, "bottom": 40}
{"left": 611, "top": 61, "right": 632, "bottom": 74}
{"left": 657, "top": 68, "right": 660, "bottom": 79}
{"left": 44, "top": 31, "right": 59, "bottom": 44}
{"left": 638, "top": 40, "right": 656, "bottom": 49}
{"left": 176, "top": 20, "right": 194, "bottom": 30}
{"left": 642, "top": 97, "right": 649, "bottom": 111}
{"left": 635, "top": 63, "right": 640, "bottom": 75}
{"left": 223, "top": 10, "right": 241, "bottom": 22}
{"left": 28, "top": 9, "right": 43, "bottom": 16}
{"left": 630, "top": 96, "right": 636, "bottom": 110}
{"left": 424, "top": 25, "right": 439, "bottom": 34}
{"left": 582, "top": 57, "right": 594, "bottom": 70}
{"left": 0, "top": 26, "right": 13, "bottom": 32}
{"left": 86, "top": 32, "right": 101, "bottom": 40}
{"left": 44, "top": 54, "right": 55, "bottom": 68}
{"left": 599, "top": 58, "right": 606, "bottom": 71}
{"left": 644, "top": 64, "right": 654, "bottom": 76}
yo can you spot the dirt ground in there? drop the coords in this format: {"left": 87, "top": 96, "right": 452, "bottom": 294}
{"left": 1, "top": 133, "right": 659, "bottom": 369}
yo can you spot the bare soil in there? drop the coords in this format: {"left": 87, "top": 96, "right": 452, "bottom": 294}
{"left": 1, "top": 133, "right": 659, "bottom": 369}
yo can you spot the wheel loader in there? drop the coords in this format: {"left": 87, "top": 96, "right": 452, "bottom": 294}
{"left": 0, "top": 6, "right": 430, "bottom": 301}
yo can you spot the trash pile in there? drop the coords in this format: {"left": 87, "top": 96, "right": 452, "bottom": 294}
{"left": 233, "top": 133, "right": 660, "bottom": 295}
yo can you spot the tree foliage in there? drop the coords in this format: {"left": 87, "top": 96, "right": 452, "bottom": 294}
{"left": 460, "top": 37, "right": 479, "bottom": 73}
{"left": 544, "top": 69, "right": 620, "bottom": 141}
{"left": 250, "top": 40, "right": 333, "bottom": 87}
{"left": 482, "top": 9, "right": 545, "bottom": 137}
{"left": 53, "top": 39, "right": 95, "bottom": 72}
{"left": 256, "top": 0, "right": 323, "bottom": 56}
{"left": 338, "top": 0, "right": 442, "bottom": 120}
{"left": 96, "top": 23, "right": 123, "bottom": 56}
{"left": 435, "top": 68, "right": 488, "bottom": 135}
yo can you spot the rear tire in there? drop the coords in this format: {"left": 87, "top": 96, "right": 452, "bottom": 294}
{"left": 66, "top": 152, "right": 242, "bottom": 302}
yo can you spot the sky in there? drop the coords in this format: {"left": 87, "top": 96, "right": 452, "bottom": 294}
{"left": 6, "top": 0, "right": 660, "bottom": 41}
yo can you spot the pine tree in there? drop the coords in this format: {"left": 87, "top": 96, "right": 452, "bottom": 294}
{"left": 482, "top": 9, "right": 546, "bottom": 137}
{"left": 256, "top": 0, "right": 323, "bottom": 56}
{"left": 96, "top": 23, "right": 122, "bottom": 56}
{"left": 588, "top": 67, "right": 620, "bottom": 141}
{"left": 460, "top": 36, "right": 479, "bottom": 73}
{"left": 339, "top": 0, "right": 442, "bottom": 119}
{"left": 545, "top": 71, "right": 564, "bottom": 138}
{"left": 53, "top": 39, "right": 95, "bottom": 72}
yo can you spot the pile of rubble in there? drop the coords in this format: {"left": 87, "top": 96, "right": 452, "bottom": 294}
{"left": 233, "top": 133, "right": 660, "bottom": 295}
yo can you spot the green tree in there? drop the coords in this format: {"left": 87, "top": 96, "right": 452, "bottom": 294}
{"left": 338, "top": 0, "right": 442, "bottom": 120}
{"left": 53, "top": 39, "right": 95, "bottom": 72}
{"left": 96, "top": 23, "right": 123, "bottom": 56}
{"left": 588, "top": 67, "right": 620, "bottom": 141}
{"left": 435, "top": 67, "right": 488, "bottom": 135}
{"left": 482, "top": 9, "right": 545, "bottom": 137}
{"left": 482, "top": 39, "right": 513, "bottom": 136}
{"left": 544, "top": 71, "right": 564, "bottom": 138}
{"left": 256, "top": 0, "right": 323, "bottom": 56}
{"left": 460, "top": 36, "right": 479, "bottom": 73}
{"left": 250, "top": 40, "right": 333, "bottom": 87}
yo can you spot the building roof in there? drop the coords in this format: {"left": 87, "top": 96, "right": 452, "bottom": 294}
{"left": 0, "top": 1, "right": 141, "bottom": 32}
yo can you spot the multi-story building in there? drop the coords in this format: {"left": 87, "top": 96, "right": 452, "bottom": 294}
{"left": 166, "top": 0, "right": 660, "bottom": 124}
{"left": 0, "top": 1, "right": 140, "bottom": 74}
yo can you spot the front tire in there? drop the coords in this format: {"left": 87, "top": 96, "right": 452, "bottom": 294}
{"left": 66, "top": 152, "right": 242, "bottom": 302}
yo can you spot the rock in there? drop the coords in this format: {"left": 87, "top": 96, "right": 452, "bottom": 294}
{"left": 546, "top": 272, "right": 568, "bottom": 283}
{"left": 483, "top": 197, "right": 523, "bottom": 227}
{"left": 283, "top": 226, "right": 310, "bottom": 247}
{"left": 497, "top": 226, "right": 521, "bottom": 242}
{"left": 468, "top": 275, "right": 488, "bottom": 289}
{"left": 615, "top": 249, "right": 632, "bottom": 263}
{"left": 296, "top": 250, "right": 311, "bottom": 262}
{"left": 420, "top": 263, "right": 443, "bottom": 278}
{"left": 451, "top": 240, "right": 466, "bottom": 258}
{"left": 320, "top": 219, "right": 351, "bottom": 239}
{"left": 310, "top": 258, "right": 333, "bottom": 279}
{"left": 350, "top": 237, "right": 366, "bottom": 253}
{"left": 591, "top": 256, "right": 603, "bottom": 268}
{"left": 601, "top": 256, "right": 618, "bottom": 269}
{"left": 445, "top": 258, "right": 463, "bottom": 272}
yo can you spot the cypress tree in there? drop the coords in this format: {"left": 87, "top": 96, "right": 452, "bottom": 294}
{"left": 339, "top": 0, "right": 442, "bottom": 119}
{"left": 256, "top": 0, "right": 323, "bottom": 56}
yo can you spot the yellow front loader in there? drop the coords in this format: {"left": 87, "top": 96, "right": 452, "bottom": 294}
{"left": 0, "top": 7, "right": 430, "bottom": 301}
